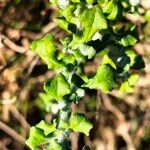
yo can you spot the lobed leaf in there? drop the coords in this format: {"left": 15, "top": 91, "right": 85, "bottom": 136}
{"left": 69, "top": 113, "right": 93, "bottom": 136}
{"left": 26, "top": 127, "right": 46, "bottom": 150}
{"left": 44, "top": 74, "right": 70, "bottom": 101}
{"left": 102, "top": 0, "right": 120, "bottom": 20}
{"left": 119, "top": 74, "right": 139, "bottom": 93}
{"left": 85, "top": 64, "right": 116, "bottom": 92}
{"left": 36, "top": 120, "right": 56, "bottom": 136}
{"left": 71, "top": 5, "right": 107, "bottom": 45}
{"left": 119, "top": 35, "right": 137, "bottom": 47}
{"left": 30, "top": 34, "right": 62, "bottom": 69}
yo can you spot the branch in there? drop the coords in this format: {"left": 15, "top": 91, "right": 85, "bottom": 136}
{"left": 10, "top": 106, "right": 30, "bottom": 131}
{"left": 1, "top": 34, "right": 28, "bottom": 53}
{"left": 0, "top": 121, "right": 26, "bottom": 144}
{"left": 100, "top": 93, "right": 135, "bottom": 150}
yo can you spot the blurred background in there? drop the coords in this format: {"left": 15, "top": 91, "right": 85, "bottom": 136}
{"left": 0, "top": 0, "right": 150, "bottom": 150}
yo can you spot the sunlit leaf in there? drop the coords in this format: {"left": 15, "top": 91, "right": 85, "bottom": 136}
{"left": 69, "top": 113, "right": 93, "bottom": 136}
{"left": 119, "top": 35, "right": 137, "bottom": 47}
{"left": 85, "top": 64, "right": 116, "bottom": 92}
{"left": 30, "top": 34, "right": 62, "bottom": 69}
{"left": 26, "top": 127, "right": 46, "bottom": 150}
{"left": 44, "top": 74, "right": 70, "bottom": 100}
{"left": 36, "top": 120, "right": 56, "bottom": 136}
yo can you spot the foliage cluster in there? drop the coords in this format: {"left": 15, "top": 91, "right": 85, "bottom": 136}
{"left": 26, "top": 0, "right": 145, "bottom": 149}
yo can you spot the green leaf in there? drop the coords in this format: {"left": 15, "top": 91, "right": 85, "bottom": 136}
{"left": 38, "top": 92, "right": 54, "bottom": 112}
{"left": 62, "top": 4, "right": 76, "bottom": 22}
{"left": 58, "top": 52, "right": 76, "bottom": 65}
{"left": 125, "top": 50, "right": 145, "bottom": 69}
{"left": 71, "top": 0, "right": 80, "bottom": 2}
{"left": 44, "top": 74, "right": 70, "bottom": 100}
{"left": 63, "top": 55, "right": 76, "bottom": 64}
{"left": 38, "top": 93, "right": 68, "bottom": 114}
{"left": 86, "top": 0, "right": 96, "bottom": 3}
{"left": 71, "top": 5, "right": 107, "bottom": 44}
{"left": 125, "top": 50, "right": 137, "bottom": 66}
{"left": 30, "top": 34, "right": 62, "bottom": 69}
{"left": 58, "top": 119, "right": 69, "bottom": 129}
{"left": 101, "top": 54, "right": 116, "bottom": 69}
{"left": 39, "top": 92, "right": 53, "bottom": 103}
{"left": 117, "top": 54, "right": 130, "bottom": 73}
{"left": 48, "top": 140, "right": 62, "bottom": 150}
{"left": 36, "top": 120, "right": 56, "bottom": 136}
{"left": 55, "top": 0, "right": 69, "bottom": 8}
{"left": 47, "top": 140, "right": 70, "bottom": 150}
{"left": 81, "top": 5, "right": 107, "bottom": 42}
{"left": 128, "top": 0, "right": 140, "bottom": 6}
{"left": 56, "top": 4, "right": 77, "bottom": 33}
{"left": 102, "top": 0, "right": 119, "bottom": 20}
{"left": 85, "top": 64, "right": 116, "bottom": 92}
{"left": 119, "top": 35, "right": 137, "bottom": 47}
{"left": 128, "top": 74, "right": 139, "bottom": 86}
{"left": 71, "top": 44, "right": 96, "bottom": 60}
{"left": 69, "top": 113, "right": 93, "bottom": 136}
{"left": 119, "top": 81, "right": 133, "bottom": 93}
{"left": 145, "top": 10, "right": 150, "bottom": 21}
{"left": 119, "top": 74, "right": 139, "bottom": 93}
{"left": 53, "top": 129, "right": 69, "bottom": 143}
{"left": 78, "top": 44, "right": 96, "bottom": 59}
{"left": 55, "top": 18, "right": 71, "bottom": 33}
{"left": 26, "top": 127, "right": 46, "bottom": 150}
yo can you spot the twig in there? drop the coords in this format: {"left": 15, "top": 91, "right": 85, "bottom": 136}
{"left": 26, "top": 56, "right": 39, "bottom": 78}
{"left": 96, "top": 90, "right": 102, "bottom": 121}
{"left": 10, "top": 105, "right": 30, "bottom": 131}
{"left": 0, "top": 48, "right": 6, "bottom": 65}
{"left": 100, "top": 92, "right": 125, "bottom": 122}
{"left": 134, "top": 107, "right": 150, "bottom": 145}
{"left": 117, "top": 121, "right": 135, "bottom": 150}
{"left": 70, "top": 133, "right": 79, "bottom": 150}
{"left": 2, "top": 105, "right": 10, "bottom": 122}
{"left": 0, "top": 97, "right": 16, "bottom": 105}
{"left": 42, "top": 22, "right": 57, "bottom": 35}
{"left": 0, "top": 141, "right": 7, "bottom": 150}
{"left": 103, "top": 128, "right": 115, "bottom": 150}
{"left": 1, "top": 34, "right": 28, "bottom": 53}
{"left": 0, "top": 53, "right": 23, "bottom": 74}
{"left": 100, "top": 92, "right": 135, "bottom": 150}
{"left": 17, "top": 55, "right": 39, "bottom": 100}
{"left": 0, "top": 121, "right": 26, "bottom": 144}
{"left": 125, "top": 13, "right": 145, "bottom": 24}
